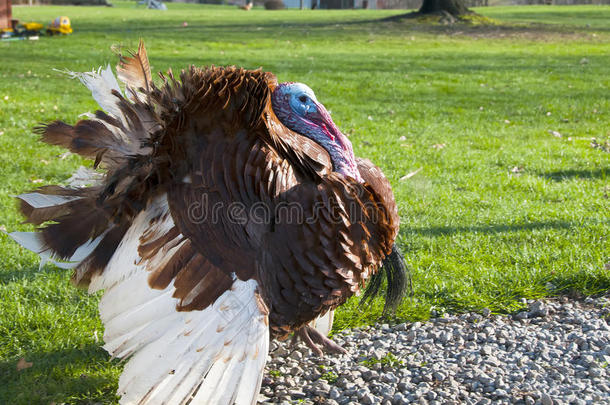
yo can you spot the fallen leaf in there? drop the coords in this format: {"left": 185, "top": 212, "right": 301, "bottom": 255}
{"left": 59, "top": 151, "right": 72, "bottom": 160}
{"left": 504, "top": 119, "right": 511, "bottom": 124}
{"left": 432, "top": 143, "right": 446, "bottom": 150}
{"left": 0, "top": 131, "right": 4, "bottom": 136}
{"left": 31, "top": 179, "right": 44, "bottom": 184}
{"left": 40, "top": 159, "right": 49, "bottom": 165}
{"left": 398, "top": 136, "right": 406, "bottom": 141}
{"left": 400, "top": 168, "right": 423, "bottom": 181}
{"left": 16, "top": 358, "right": 33, "bottom": 371}
{"left": 510, "top": 166, "right": 524, "bottom": 176}
{"left": 0, "top": 225, "right": 6, "bottom": 232}
{"left": 549, "top": 130, "right": 562, "bottom": 138}
{"left": 590, "top": 138, "right": 610, "bottom": 153}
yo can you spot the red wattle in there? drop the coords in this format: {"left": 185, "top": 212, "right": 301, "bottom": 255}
{"left": 321, "top": 124, "right": 335, "bottom": 141}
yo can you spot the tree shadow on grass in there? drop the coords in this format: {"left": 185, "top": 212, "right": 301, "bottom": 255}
{"left": 69, "top": 12, "right": 609, "bottom": 43}
{"left": 539, "top": 168, "right": 609, "bottom": 182}
{"left": 0, "top": 345, "right": 119, "bottom": 405}
{"left": 0, "top": 264, "right": 56, "bottom": 285}
{"left": 409, "top": 220, "right": 577, "bottom": 237}
{"left": 551, "top": 277, "right": 610, "bottom": 299}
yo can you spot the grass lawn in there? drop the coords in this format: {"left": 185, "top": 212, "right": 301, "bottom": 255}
{"left": 1, "top": 2, "right": 609, "bottom": 403}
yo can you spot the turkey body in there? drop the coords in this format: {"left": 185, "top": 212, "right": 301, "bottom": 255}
{"left": 10, "top": 48, "right": 399, "bottom": 405}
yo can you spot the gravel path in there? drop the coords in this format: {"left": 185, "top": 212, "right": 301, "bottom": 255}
{"left": 260, "top": 297, "right": 610, "bottom": 405}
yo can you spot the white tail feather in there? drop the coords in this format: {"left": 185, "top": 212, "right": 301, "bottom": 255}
{"left": 8, "top": 230, "right": 106, "bottom": 270}
{"left": 59, "top": 65, "right": 124, "bottom": 118}
{"left": 8, "top": 231, "right": 48, "bottom": 256}
{"left": 66, "top": 166, "right": 104, "bottom": 188}
{"left": 105, "top": 279, "right": 268, "bottom": 405}
{"left": 17, "top": 193, "right": 82, "bottom": 208}
{"left": 88, "top": 195, "right": 173, "bottom": 293}
{"left": 310, "top": 309, "right": 334, "bottom": 336}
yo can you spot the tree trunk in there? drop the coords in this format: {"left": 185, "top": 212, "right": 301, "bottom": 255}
{"left": 418, "top": 0, "right": 469, "bottom": 16}
{"left": 0, "top": 0, "right": 11, "bottom": 30}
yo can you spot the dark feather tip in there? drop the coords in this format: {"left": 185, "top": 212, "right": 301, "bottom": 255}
{"left": 360, "top": 244, "right": 412, "bottom": 316}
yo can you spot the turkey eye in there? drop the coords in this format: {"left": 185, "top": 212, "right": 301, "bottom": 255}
{"left": 298, "top": 95, "right": 307, "bottom": 103}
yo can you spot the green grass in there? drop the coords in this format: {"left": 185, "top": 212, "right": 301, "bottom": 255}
{"left": 480, "top": 5, "right": 610, "bottom": 30}
{"left": 1, "top": 3, "right": 609, "bottom": 403}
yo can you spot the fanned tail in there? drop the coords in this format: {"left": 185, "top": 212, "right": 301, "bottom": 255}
{"left": 12, "top": 48, "right": 162, "bottom": 287}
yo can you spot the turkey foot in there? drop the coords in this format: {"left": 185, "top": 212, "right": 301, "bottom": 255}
{"left": 294, "top": 325, "right": 348, "bottom": 356}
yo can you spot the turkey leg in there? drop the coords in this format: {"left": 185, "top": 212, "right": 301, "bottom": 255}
{"left": 294, "top": 325, "right": 348, "bottom": 356}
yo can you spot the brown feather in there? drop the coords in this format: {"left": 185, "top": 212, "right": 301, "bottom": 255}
{"left": 73, "top": 222, "right": 130, "bottom": 286}
{"left": 17, "top": 186, "right": 88, "bottom": 225}
{"left": 117, "top": 39, "right": 152, "bottom": 95}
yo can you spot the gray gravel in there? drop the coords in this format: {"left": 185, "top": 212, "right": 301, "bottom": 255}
{"left": 260, "top": 296, "right": 610, "bottom": 405}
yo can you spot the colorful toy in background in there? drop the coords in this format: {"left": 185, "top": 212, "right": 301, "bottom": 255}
{"left": 1, "top": 16, "right": 72, "bottom": 41}
{"left": 47, "top": 16, "right": 72, "bottom": 35}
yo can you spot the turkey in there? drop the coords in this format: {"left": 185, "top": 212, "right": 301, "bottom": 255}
{"left": 9, "top": 42, "right": 408, "bottom": 404}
